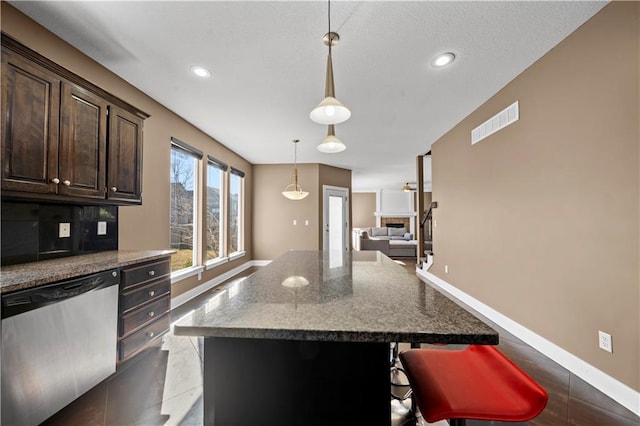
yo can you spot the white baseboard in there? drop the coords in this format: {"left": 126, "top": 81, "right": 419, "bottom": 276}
{"left": 416, "top": 269, "right": 640, "bottom": 417}
{"left": 171, "top": 260, "right": 266, "bottom": 310}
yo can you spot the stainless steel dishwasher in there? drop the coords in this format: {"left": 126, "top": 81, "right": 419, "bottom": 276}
{"left": 1, "top": 268, "right": 120, "bottom": 426}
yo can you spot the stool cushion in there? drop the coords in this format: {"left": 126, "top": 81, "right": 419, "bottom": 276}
{"left": 399, "top": 345, "right": 548, "bottom": 423}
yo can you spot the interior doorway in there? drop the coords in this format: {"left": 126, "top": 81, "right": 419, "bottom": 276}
{"left": 322, "top": 186, "right": 349, "bottom": 252}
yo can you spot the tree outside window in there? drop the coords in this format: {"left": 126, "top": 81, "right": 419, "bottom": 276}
{"left": 206, "top": 158, "right": 226, "bottom": 262}
{"left": 170, "top": 141, "right": 200, "bottom": 272}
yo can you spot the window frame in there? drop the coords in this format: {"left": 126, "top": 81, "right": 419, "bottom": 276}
{"left": 205, "top": 156, "right": 228, "bottom": 268}
{"left": 169, "top": 138, "right": 204, "bottom": 280}
{"left": 229, "top": 167, "right": 245, "bottom": 259}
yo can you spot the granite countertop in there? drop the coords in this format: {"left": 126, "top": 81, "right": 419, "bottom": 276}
{"left": 0, "top": 250, "right": 175, "bottom": 294}
{"left": 175, "top": 250, "right": 498, "bottom": 345}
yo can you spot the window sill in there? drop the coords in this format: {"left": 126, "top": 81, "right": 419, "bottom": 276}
{"left": 205, "top": 256, "right": 229, "bottom": 270}
{"left": 229, "top": 251, "right": 246, "bottom": 261}
{"left": 171, "top": 265, "right": 205, "bottom": 284}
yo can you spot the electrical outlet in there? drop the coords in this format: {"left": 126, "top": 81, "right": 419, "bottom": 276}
{"left": 444, "top": 265, "right": 449, "bottom": 274}
{"left": 305, "top": 220, "right": 309, "bottom": 226}
{"left": 293, "top": 219, "right": 297, "bottom": 226}
{"left": 97, "top": 221, "right": 107, "bottom": 235}
{"left": 598, "top": 331, "right": 612, "bottom": 353}
{"left": 59, "top": 223, "right": 70, "bottom": 238}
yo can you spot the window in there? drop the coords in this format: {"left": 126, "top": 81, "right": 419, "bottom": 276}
{"left": 229, "top": 167, "right": 245, "bottom": 255}
{"left": 170, "top": 138, "right": 202, "bottom": 272}
{"left": 206, "top": 156, "right": 227, "bottom": 263}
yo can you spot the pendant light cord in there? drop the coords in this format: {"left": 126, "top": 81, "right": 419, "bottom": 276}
{"left": 328, "top": 0, "right": 332, "bottom": 55}
{"left": 292, "top": 140, "right": 299, "bottom": 187}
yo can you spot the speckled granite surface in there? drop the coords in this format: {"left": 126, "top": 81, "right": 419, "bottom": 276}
{"left": 0, "top": 250, "right": 175, "bottom": 294}
{"left": 175, "top": 250, "right": 498, "bottom": 344}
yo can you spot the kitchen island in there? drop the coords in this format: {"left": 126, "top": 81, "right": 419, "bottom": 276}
{"left": 174, "top": 250, "right": 498, "bottom": 425}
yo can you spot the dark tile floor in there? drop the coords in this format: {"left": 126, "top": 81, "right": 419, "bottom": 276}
{"left": 43, "top": 259, "right": 639, "bottom": 426}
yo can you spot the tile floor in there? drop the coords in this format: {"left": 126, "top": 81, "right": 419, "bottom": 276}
{"left": 43, "top": 260, "right": 639, "bottom": 425}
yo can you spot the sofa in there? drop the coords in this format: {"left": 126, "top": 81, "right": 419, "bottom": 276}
{"left": 355, "top": 227, "right": 417, "bottom": 257}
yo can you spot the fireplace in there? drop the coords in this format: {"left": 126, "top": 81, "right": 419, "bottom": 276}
{"left": 380, "top": 217, "right": 411, "bottom": 230}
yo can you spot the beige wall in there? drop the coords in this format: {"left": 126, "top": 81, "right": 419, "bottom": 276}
{"left": 252, "top": 163, "right": 351, "bottom": 260}
{"left": 252, "top": 163, "right": 319, "bottom": 260}
{"left": 1, "top": 4, "right": 253, "bottom": 299}
{"left": 431, "top": 2, "right": 639, "bottom": 391}
{"left": 352, "top": 193, "right": 376, "bottom": 228}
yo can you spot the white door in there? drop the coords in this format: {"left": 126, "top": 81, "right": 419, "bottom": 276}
{"left": 323, "top": 186, "right": 349, "bottom": 252}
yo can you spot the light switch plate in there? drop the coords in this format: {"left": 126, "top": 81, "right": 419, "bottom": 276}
{"left": 59, "top": 223, "right": 71, "bottom": 238}
{"left": 97, "top": 221, "right": 107, "bottom": 235}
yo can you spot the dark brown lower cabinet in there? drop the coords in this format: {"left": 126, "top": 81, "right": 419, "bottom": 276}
{"left": 118, "top": 257, "right": 171, "bottom": 363}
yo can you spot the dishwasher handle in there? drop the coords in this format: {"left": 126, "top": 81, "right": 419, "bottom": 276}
{"left": 1, "top": 269, "right": 120, "bottom": 319}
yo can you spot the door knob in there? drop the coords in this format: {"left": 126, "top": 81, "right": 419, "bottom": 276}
{"left": 51, "top": 178, "right": 60, "bottom": 184}
{"left": 111, "top": 187, "right": 118, "bottom": 192}
{"left": 63, "top": 180, "right": 71, "bottom": 186}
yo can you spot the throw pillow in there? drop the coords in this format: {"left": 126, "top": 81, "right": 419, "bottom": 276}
{"left": 404, "top": 233, "right": 414, "bottom": 240}
{"left": 361, "top": 231, "right": 369, "bottom": 239}
{"left": 388, "top": 227, "right": 407, "bottom": 237}
{"left": 371, "top": 227, "right": 387, "bottom": 237}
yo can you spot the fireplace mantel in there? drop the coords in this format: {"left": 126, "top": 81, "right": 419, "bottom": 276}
{"left": 374, "top": 212, "right": 416, "bottom": 217}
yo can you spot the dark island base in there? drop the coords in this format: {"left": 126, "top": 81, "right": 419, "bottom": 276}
{"left": 204, "top": 337, "right": 391, "bottom": 425}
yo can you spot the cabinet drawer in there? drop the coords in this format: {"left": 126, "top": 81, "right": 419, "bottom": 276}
{"left": 120, "top": 277, "right": 170, "bottom": 313}
{"left": 121, "top": 259, "right": 171, "bottom": 289}
{"left": 119, "top": 313, "right": 170, "bottom": 361}
{"left": 120, "top": 295, "right": 170, "bottom": 337}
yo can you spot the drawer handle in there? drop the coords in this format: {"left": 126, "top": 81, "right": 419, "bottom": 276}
{"left": 148, "top": 270, "right": 155, "bottom": 276}
{"left": 147, "top": 331, "right": 155, "bottom": 338}
{"left": 63, "top": 180, "right": 71, "bottom": 186}
{"left": 111, "top": 186, "right": 118, "bottom": 192}
{"left": 148, "top": 311, "right": 155, "bottom": 318}
{"left": 51, "top": 177, "right": 60, "bottom": 184}
{"left": 148, "top": 290, "right": 156, "bottom": 297}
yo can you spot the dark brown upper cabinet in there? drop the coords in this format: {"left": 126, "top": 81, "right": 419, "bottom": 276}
{"left": 107, "top": 106, "right": 143, "bottom": 203}
{"left": 59, "top": 82, "right": 108, "bottom": 200}
{"left": 1, "top": 49, "right": 61, "bottom": 195}
{"left": 1, "top": 34, "right": 149, "bottom": 205}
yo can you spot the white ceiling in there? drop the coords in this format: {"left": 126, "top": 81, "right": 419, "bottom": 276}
{"left": 9, "top": 1, "right": 606, "bottom": 192}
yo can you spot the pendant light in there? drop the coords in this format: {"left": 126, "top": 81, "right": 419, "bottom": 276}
{"left": 317, "top": 125, "right": 346, "bottom": 153}
{"left": 309, "top": 0, "right": 351, "bottom": 125}
{"left": 282, "top": 139, "right": 309, "bottom": 200}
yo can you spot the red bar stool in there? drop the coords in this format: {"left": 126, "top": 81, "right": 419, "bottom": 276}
{"left": 399, "top": 345, "right": 548, "bottom": 426}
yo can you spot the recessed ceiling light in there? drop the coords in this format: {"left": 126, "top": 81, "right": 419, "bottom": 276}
{"left": 190, "top": 65, "right": 212, "bottom": 78}
{"left": 431, "top": 52, "right": 456, "bottom": 68}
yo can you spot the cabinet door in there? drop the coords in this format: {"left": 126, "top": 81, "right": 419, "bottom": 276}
{"left": 59, "top": 82, "right": 108, "bottom": 199}
{"left": 1, "top": 49, "right": 60, "bottom": 194}
{"left": 107, "top": 106, "right": 143, "bottom": 203}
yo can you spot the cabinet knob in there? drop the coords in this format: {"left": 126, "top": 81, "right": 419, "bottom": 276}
{"left": 63, "top": 180, "right": 71, "bottom": 186}
{"left": 112, "top": 271, "right": 118, "bottom": 277}
{"left": 148, "top": 311, "right": 155, "bottom": 318}
{"left": 111, "top": 186, "right": 118, "bottom": 192}
{"left": 148, "top": 270, "right": 155, "bottom": 276}
{"left": 147, "top": 331, "right": 155, "bottom": 338}
{"left": 148, "top": 290, "right": 155, "bottom": 297}
{"left": 51, "top": 178, "right": 60, "bottom": 184}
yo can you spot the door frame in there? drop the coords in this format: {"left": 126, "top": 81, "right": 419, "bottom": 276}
{"left": 322, "top": 185, "right": 350, "bottom": 251}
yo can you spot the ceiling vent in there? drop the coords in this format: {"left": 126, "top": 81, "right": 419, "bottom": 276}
{"left": 471, "top": 101, "right": 519, "bottom": 145}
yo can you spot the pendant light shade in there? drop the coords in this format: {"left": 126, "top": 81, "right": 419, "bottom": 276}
{"left": 317, "top": 125, "right": 346, "bottom": 153}
{"left": 310, "top": 96, "right": 351, "bottom": 125}
{"left": 282, "top": 139, "right": 309, "bottom": 200}
{"left": 310, "top": 2, "right": 350, "bottom": 126}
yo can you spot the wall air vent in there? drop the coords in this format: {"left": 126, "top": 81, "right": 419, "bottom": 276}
{"left": 471, "top": 101, "right": 519, "bottom": 145}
